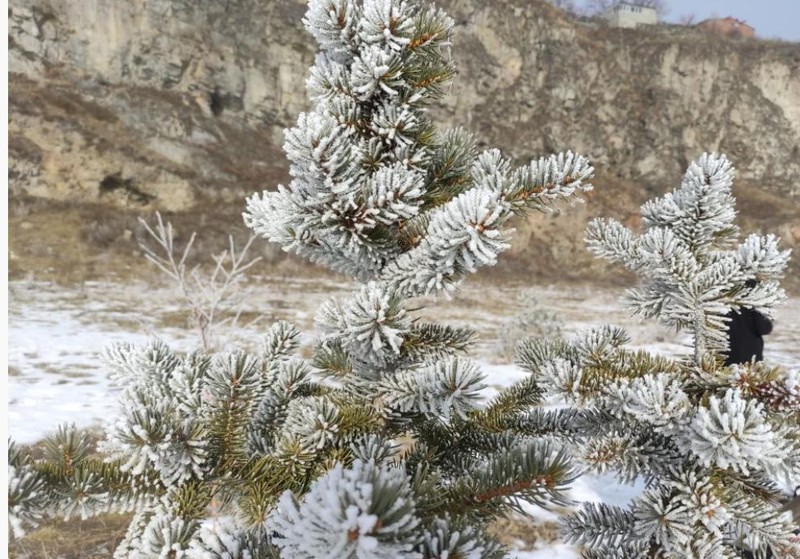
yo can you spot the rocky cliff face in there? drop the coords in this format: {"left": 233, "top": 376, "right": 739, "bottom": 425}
{"left": 8, "top": 0, "right": 800, "bottom": 282}
{"left": 9, "top": 0, "right": 312, "bottom": 210}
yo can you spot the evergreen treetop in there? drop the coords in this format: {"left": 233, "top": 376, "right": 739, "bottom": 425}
{"left": 244, "top": 0, "right": 593, "bottom": 293}
{"left": 9, "top": 1, "right": 596, "bottom": 557}
{"left": 586, "top": 153, "right": 790, "bottom": 364}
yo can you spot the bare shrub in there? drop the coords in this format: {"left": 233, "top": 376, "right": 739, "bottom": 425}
{"left": 138, "top": 212, "right": 263, "bottom": 351}
{"left": 497, "top": 289, "right": 564, "bottom": 362}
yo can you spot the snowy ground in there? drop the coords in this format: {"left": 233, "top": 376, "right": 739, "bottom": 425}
{"left": 8, "top": 277, "right": 800, "bottom": 558}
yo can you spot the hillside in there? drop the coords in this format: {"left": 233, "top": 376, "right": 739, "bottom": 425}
{"left": 8, "top": 0, "right": 800, "bottom": 286}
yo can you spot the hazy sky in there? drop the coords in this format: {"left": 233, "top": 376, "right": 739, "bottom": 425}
{"left": 658, "top": 0, "right": 800, "bottom": 41}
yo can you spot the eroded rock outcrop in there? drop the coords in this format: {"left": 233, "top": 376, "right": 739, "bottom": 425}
{"left": 8, "top": 0, "right": 800, "bottom": 282}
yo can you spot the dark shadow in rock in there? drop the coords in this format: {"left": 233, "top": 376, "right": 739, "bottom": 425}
{"left": 98, "top": 173, "right": 155, "bottom": 205}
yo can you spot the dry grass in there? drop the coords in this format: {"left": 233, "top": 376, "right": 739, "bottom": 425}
{"left": 487, "top": 513, "right": 563, "bottom": 551}
{"left": 9, "top": 182, "right": 799, "bottom": 294}
{"left": 9, "top": 508, "right": 561, "bottom": 557}
{"left": 9, "top": 514, "right": 133, "bottom": 559}
{"left": 7, "top": 196, "right": 301, "bottom": 285}
{"left": 9, "top": 512, "right": 560, "bottom": 557}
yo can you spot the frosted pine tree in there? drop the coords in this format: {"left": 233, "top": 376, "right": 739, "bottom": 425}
{"left": 587, "top": 153, "right": 789, "bottom": 366}
{"left": 8, "top": 1, "right": 596, "bottom": 557}
{"left": 519, "top": 153, "right": 799, "bottom": 558}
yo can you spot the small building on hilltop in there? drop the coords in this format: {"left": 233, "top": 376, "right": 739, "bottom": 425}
{"left": 696, "top": 17, "right": 755, "bottom": 38}
{"left": 603, "top": 2, "right": 658, "bottom": 28}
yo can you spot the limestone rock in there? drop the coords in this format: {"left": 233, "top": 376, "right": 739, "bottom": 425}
{"left": 8, "top": 0, "right": 800, "bottom": 283}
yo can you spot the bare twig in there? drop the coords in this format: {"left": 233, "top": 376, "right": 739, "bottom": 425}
{"left": 138, "top": 212, "right": 263, "bottom": 352}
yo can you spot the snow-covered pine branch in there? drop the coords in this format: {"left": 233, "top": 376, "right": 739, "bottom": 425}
{"left": 520, "top": 323, "right": 800, "bottom": 557}
{"left": 522, "top": 156, "right": 799, "bottom": 558}
{"left": 586, "top": 153, "right": 791, "bottom": 363}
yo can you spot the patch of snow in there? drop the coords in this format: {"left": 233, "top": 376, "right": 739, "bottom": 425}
{"left": 512, "top": 542, "right": 580, "bottom": 559}
{"left": 10, "top": 278, "right": 799, "bottom": 442}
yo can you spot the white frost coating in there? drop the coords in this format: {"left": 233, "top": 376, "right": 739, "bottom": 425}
{"left": 539, "top": 357, "right": 585, "bottom": 401}
{"left": 187, "top": 517, "right": 253, "bottom": 559}
{"left": 303, "top": 0, "right": 361, "bottom": 62}
{"left": 139, "top": 510, "right": 198, "bottom": 559}
{"left": 587, "top": 153, "right": 791, "bottom": 362}
{"left": 737, "top": 233, "right": 792, "bottom": 277}
{"left": 422, "top": 518, "right": 496, "bottom": 559}
{"left": 361, "top": 0, "right": 414, "bottom": 51}
{"left": 8, "top": 463, "right": 42, "bottom": 538}
{"left": 113, "top": 508, "right": 155, "bottom": 559}
{"left": 669, "top": 472, "right": 730, "bottom": 542}
{"left": 100, "top": 344, "right": 211, "bottom": 487}
{"left": 281, "top": 396, "right": 342, "bottom": 450}
{"left": 372, "top": 103, "right": 421, "bottom": 146}
{"left": 614, "top": 374, "right": 692, "bottom": 431}
{"left": 633, "top": 488, "right": 693, "bottom": 552}
{"left": 245, "top": 0, "right": 592, "bottom": 288}
{"left": 538, "top": 159, "right": 800, "bottom": 554}
{"left": 243, "top": 186, "right": 297, "bottom": 248}
{"left": 381, "top": 187, "right": 510, "bottom": 295}
{"left": 317, "top": 282, "right": 410, "bottom": 372}
{"left": 261, "top": 320, "right": 302, "bottom": 364}
{"left": 378, "top": 356, "right": 487, "bottom": 419}
{"left": 351, "top": 46, "right": 402, "bottom": 99}
{"left": 631, "top": 471, "right": 733, "bottom": 558}
{"left": 104, "top": 340, "right": 181, "bottom": 383}
{"left": 269, "top": 460, "right": 422, "bottom": 559}
{"left": 684, "top": 389, "right": 777, "bottom": 474}
{"left": 469, "top": 149, "right": 512, "bottom": 192}
{"left": 514, "top": 151, "right": 594, "bottom": 200}
{"left": 364, "top": 163, "right": 425, "bottom": 223}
